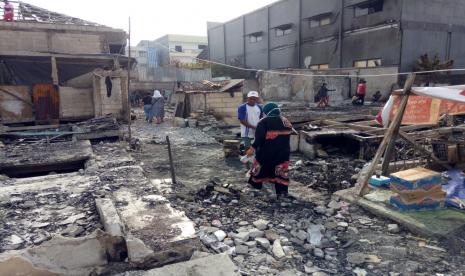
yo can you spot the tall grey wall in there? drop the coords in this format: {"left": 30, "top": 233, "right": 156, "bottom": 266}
{"left": 208, "top": 0, "right": 465, "bottom": 77}
{"left": 244, "top": 8, "right": 269, "bottom": 69}
{"left": 268, "top": 0, "right": 300, "bottom": 69}
{"left": 224, "top": 18, "right": 245, "bottom": 66}
{"left": 400, "top": 0, "right": 465, "bottom": 72}
{"left": 208, "top": 26, "right": 225, "bottom": 63}
{"left": 301, "top": 0, "right": 340, "bottom": 68}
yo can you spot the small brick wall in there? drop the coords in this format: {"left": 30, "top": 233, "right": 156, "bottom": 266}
{"left": 205, "top": 92, "right": 243, "bottom": 119}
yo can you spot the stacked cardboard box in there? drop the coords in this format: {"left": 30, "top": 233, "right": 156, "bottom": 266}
{"left": 389, "top": 168, "right": 446, "bottom": 211}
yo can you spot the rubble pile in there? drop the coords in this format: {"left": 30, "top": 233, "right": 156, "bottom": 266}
{"left": 0, "top": 173, "right": 102, "bottom": 252}
{"left": 72, "top": 115, "right": 120, "bottom": 133}
{"left": 290, "top": 156, "right": 366, "bottom": 193}
{"left": 167, "top": 178, "right": 459, "bottom": 275}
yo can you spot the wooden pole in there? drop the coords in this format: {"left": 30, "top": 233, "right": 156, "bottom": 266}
{"left": 127, "top": 16, "right": 132, "bottom": 140}
{"left": 166, "top": 136, "right": 177, "bottom": 184}
{"left": 358, "top": 73, "right": 416, "bottom": 197}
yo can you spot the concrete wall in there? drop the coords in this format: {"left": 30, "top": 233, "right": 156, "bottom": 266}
{"left": 258, "top": 67, "right": 399, "bottom": 103}
{"left": 225, "top": 18, "right": 245, "bottom": 66}
{"left": 244, "top": 8, "right": 268, "bottom": 69}
{"left": 342, "top": 27, "right": 401, "bottom": 68}
{"left": 0, "top": 21, "right": 126, "bottom": 55}
{"left": 205, "top": 92, "right": 243, "bottom": 120}
{"left": 146, "top": 67, "right": 212, "bottom": 82}
{"left": 93, "top": 70, "right": 128, "bottom": 120}
{"left": 208, "top": 26, "right": 225, "bottom": 64}
{"left": 269, "top": 0, "right": 299, "bottom": 69}
{"left": 59, "top": 87, "right": 94, "bottom": 120}
{"left": 343, "top": 0, "right": 402, "bottom": 31}
{"left": 208, "top": 0, "right": 465, "bottom": 76}
{"left": 175, "top": 91, "right": 243, "bottom": 125}
{"left": 399, "top": 0, "right": 465, "bottom": 72}
{"left": 258, "top": 70, "right": 349, "bottom": 104}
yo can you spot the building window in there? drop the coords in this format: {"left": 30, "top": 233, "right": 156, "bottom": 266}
{"left": 249, "top": 33, "right": 263, "bottom": 43}
{"left": 354, "top": 58, "right": 382, "bottom": 68}
{"left": 139, "top": 51, "right": 147, "bottom": 58}
{"left": 354, "top": 0, "right": 384, "bottom": 17}
{"left": 310, "top": 64, "right": 330, "bottom": 70}
{"left": 198, "top": 44, "right": 207, "bottom": 50}
{"left": 276, "top": 25, "right": 293, "bottom": 37}
{"left": 175, "top": 45, "right": 183, "bottom": 52}
{"left": 309, "top": 16, "right": 331, "bottom": 28}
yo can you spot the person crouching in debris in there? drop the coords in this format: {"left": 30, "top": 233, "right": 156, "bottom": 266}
{"left": 3, "top": 0, "right": 13, "bottom": 22}
{"left": 246, "top": 103, "right": 293, "bottom": 199}
{"left": 151, "top": 90, "right": 165, "bottom": 124}
{"left": 238, "top": 91, "right": 263, "bottom": 149}
{"left": 142, "top": 92, "right": 154, "bottom": 123}
{"left": 317, "top": 83, "right": 335, "bottom": 108}
{"left": 353, "top": 79, "right": 367, "bottom": 106}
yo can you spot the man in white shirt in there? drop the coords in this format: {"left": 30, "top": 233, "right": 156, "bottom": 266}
{"left": 238, "top": 91, "right": 263, "bottom": 149}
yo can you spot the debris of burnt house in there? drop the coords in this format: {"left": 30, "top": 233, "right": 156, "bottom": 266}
{"left": 0, "top": 1, "right": 134, "bottom": 126}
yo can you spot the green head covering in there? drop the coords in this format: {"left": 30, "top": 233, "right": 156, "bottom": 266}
{"left": 263, "top": 102, "right": 280, "bottom": 117}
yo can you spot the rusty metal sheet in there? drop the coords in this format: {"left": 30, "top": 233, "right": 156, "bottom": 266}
{"left": 33, "top": 84, "right": 59, "bottom": 123}
{"left": 0, "top": 86, "right": 34, "bottom": 123}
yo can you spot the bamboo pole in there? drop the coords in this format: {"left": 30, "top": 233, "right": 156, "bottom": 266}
{"left": 358, "top": 73, "right": 416, "bottom": 197}
{"left": 127, "top": 16, "right": 132, "bottom": 140}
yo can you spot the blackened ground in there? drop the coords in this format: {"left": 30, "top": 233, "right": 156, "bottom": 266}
{"left": 128, "top": 108, "right": 465, "bottom": 276}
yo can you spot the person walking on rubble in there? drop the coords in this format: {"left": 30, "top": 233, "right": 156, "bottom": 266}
{"left": 317, "top": 83, "right": 335, "bottom": 108}
{"left": 151, "top": 90, "right": 165, "bottom": 124}
{"left": 238, "top": 91, "right": 263, "bottom": 149}
{"left": 3, "top": 0, "right": 14, "bottom": 22}
{"left": 246, "top": 102, "right": 293, "bottom": 199}
{"left": 142, "top": 92, "right": 154, "bottom": 123}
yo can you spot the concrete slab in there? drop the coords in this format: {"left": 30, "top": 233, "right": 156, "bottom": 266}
{"left": 96, "top": 198, "right": 125, "bottom": 237}
{"left": 335, "top": 188, "right": 465, "bottom": 239}
{"left": 0, "top": 140, "right": 92, "bottom": 177}
{"left": 116, "top": 253, "right": 240, "bottom": 276}
{"left": 0, "top": 173, "right": 101, "bottom": 251}
{"left": 114, "top": 188, "right": 197, "bottom": 267}
{"left": 0, "top": 230, "right": 111, "bottom": 276}
{"left": 92, "top": 165, "right": 198, "bottom": 267}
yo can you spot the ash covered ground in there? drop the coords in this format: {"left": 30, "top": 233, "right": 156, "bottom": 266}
{"left": 127, "top": 108, "right": 465, "bottom": 276}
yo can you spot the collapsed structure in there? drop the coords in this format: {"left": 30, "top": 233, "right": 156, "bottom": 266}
{"left": 0, "top": 1, "right": 132, "bottom": 125}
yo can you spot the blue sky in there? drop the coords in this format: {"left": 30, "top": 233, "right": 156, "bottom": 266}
{"left": 23, "top": 0, "right": 277, "bottom": 43}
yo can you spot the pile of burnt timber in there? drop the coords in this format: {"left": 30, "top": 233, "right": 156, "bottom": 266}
{"left": 0, "top": 140, "right": 92, "bottom": 177}
{"left": 0, "top": 116, "right": 121, "bottom": 142}
{"left": 72, "top": 116, "right": 121, "bottom": 140}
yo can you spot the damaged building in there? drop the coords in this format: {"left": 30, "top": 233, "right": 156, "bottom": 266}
{"left": 0, "top": 1, "right": 132, "bottom": 125}
{"left": 208, "top": 0, "right": 465, "bottom": 72}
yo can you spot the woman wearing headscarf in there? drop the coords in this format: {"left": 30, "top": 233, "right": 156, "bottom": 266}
{"left": 246, "top": 102, "right": 293, "bottom": 198}
{"left": 151, "top": 90, "right": 165, "bottom": 124}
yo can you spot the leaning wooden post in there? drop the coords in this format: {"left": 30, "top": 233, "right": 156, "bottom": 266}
{"left": 358, "top": 73, "right": 416, "bottom": 197}
{"left": 381, "top": 78, "right": 416, "bottom": 174}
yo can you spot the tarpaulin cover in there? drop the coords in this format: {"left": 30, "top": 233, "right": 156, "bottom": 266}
{"left": 443, "top": 170, "right": 465, "bottom": 210}
{"left": 376, "top": 85, "right": 465, "bottom": 126}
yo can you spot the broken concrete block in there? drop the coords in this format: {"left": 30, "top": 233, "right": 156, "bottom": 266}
{"left": 116, "top": 253, "right": 240, "bottom": 276}
{"left": 126, "top": 234, "right": 155, "bottom": 264}
{"left": 0, "top": 231, "right": 110, "bottom": 276}
{"left": 95, "top": 198, "right": 124, "bottom": 237}
{"left": 114, "top": 187, "right": 198, "bottom": 267}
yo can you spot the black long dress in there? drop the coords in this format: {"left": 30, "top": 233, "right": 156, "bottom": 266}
{"left": 248, "top": 115, "right": 293, "bottom": 194}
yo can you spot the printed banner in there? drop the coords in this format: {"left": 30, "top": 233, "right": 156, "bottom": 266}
{"left": 376, "top": 85, "right": 465, "bottom": 126}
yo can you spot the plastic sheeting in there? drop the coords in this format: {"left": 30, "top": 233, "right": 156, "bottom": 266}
{"left": 443, "top": 170, "right": 465, "bottom": 210}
